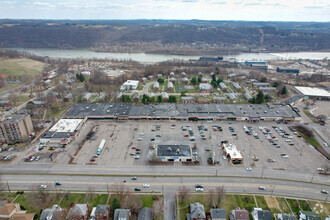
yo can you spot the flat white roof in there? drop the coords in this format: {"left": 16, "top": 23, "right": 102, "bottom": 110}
{"left": 223, "top": 143, "right": 242, "bottom": 159}
{"left": 123, "top": 80, "right": 139, "bottom": 86}
{"left": 295, "top": 86, "right": 330, "bottom": 98}
{"left": 49, "top": 119, "right": 84, "bottom": 133}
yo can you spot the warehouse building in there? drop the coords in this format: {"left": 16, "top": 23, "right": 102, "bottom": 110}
{"left": 295, "top": 86, "right": 330, "bottom": 100}
{"left": 156, "top": 145, "right": 193, "bottom": 162}
{"left": 0, "top": 114, "right": 34, "bottom": 144}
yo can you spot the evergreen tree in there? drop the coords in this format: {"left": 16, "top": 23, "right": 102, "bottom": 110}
{"left": 157, "top": 78, "right": 164, "bottom": 84}
{"left": 281, "top": 86, "right": 288, "bottom": 95}
{"left": 256, "top": 91, "right": 264, "bottom": 104}
{"left": 197, "top": 77, "right": 202, "bottom": 83}
{"left": 142, "top": 94, "right": 150, "bottom": 103}
{"left": 168, "top": 95, "right": 177, "bottom": 103}
{"left": 190, "top": 77, "right": 197, "bottom": 85}
{"left": 157, "top": 95, "right": 162, "bottom": 103}
{"left": 272, "top": 82, "right": 279, "bottom": 87}
{"left": 111, "top": 198, "right": 121, "bottom": 211}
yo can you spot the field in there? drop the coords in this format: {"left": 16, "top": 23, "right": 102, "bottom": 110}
{"left": 0, "top": 58, "right": 46, "bottom": 77}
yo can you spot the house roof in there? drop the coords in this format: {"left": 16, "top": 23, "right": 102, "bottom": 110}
{"left": 0, "top": 203, "right": 16, "bottom": 215}
{"left": 211, "top": 208, "right": 226, "bottom": 218}
{"left": 11, "top": 213, "right": 35, "bottom": 220}
{"left": 95, "top": 205, "right": 110, "bottom": 215}
{"left": 277, "top": 212, "right": 297, "bottom": 220}
{"left": 233, "top": 208, "right": 249, "bottom": 220}
{"left": 257, "top": 210, "right": 272, "bottom": 220}
{"left": 138, "top": 207, "right": 152, "bottom": 220}
{"left": 67, "top": 204, "right": 88, "bottom": 217}
{"left": 300, "top": 211, "right": 321, "bottom": 220}
{"left": 114, "top": 209, "right": 130, "bottom": 220}
{"left": 189, "top": 202, "right": 206, "bottom": 219}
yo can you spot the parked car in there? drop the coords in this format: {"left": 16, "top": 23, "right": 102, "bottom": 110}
{"left": 317, "top": 168, "right": 325, "bottom": 171}
{"left": 35, "top": 156, "right": 40, "bottom": 161}
{"left": 267, "top": 159, "right": 276, "bottom": 162}
{"left": 134, "top": 156, "right": 140, "bottom": 159}
{"left": 246, "top": 167, "right": 252, "bottom": 171}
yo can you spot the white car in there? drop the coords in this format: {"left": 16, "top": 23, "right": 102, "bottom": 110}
{"left": 323, "top": 143, "right": 328, "bottom": 147}
{"left": 134, "top": 156, "right": 140, "bottom": 159}
{"left": 143, "top": 184, "right": 150, "bottom": 188}
{"left": 317, "top": 168, "right": 325, "bottom": 171}
{"left": 38, "top": 184, "right": 47, "bottom": 189}
{"left": 281, "top": 154, "right": 289, "bottom": 158}
{"left": 35, "top": 156, "right": 40, "bottom": 161}
{"left": 321, "top": 190, "right": 329, "bottom": 194}
{"left": 195, "top": 187, "right": 204, "bottom": 192}
{"left": 258, "top": 186, "right": 265, "bottom": 190}
{"left": 223, "top": 155, "right": 227, "bottom": 160}
{"left": 246, "top": 167, "right": 252, "bottom": 171}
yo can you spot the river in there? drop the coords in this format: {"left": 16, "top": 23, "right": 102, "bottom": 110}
{"left": 16, "top": 48, "right": 330, "bottom": 63}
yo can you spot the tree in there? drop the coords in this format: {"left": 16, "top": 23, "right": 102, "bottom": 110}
{"left": 157, "top": 78, "right": 165, "bottom": 84}
{"left": 111, "top": 198, "right": 121, "bottom": 212}
{"left": 197, "top": 77, "right": 202, "bottom": 83}
{"left": 216, "top": 67, "right": 220, "bottom": 74}
{"left": 250, "top": 97, "right": 256, "bottom": 104}
{"left": 157, "top": 95, "right": 162, "bottom": 103}
{"left": 214, "top": 186, "right": 226, "bottom": 208}
{"left": 260, "top": 77, "right": 267, "bottom": 82}
{"left": 190, "top": 77, "right": 197, "bottom": 85}
{"left": 121, "top": 95, "right": 131, "bottom": 103}
{"left": 272, "top": 82, "right": 279, "bottom": 87}
{"left": 256, "top": 91, "right": 264, "bottom": 104}
{"left": 168, "top": 95, "right": 177, "bottom": 103}
{"left": 211, "top": 74, "right": 216, "bottom": 81}
{"left": 217, "top": 78, "right": 223, "bottom": 84}
{"left": 265, "top": 94, "right": 272, "bottom": 102}
{"left": 178, "top": 186, "right": 190, "bottom": 202}
{"left": 112, "top": 183, "right": 130, "bottom": 206}
{"left": 281, "top": 86, "right": 288, "bottom": 95}
{"left": 142, "top": 94, "right": 150, "bottom": 103}
{"left": 152, "top": 199, "right": 164, "bottom": 219}
{"left": 180, "top": 92, "right": 186, "bottom": 97}
{"left": 206, "top": 189, "right": 216, "bottom": 208}
{"left": 211, "top": 80, "right": 218, "bottom": 88}
{"left": 125, "top": 194, "right": 143, "bottom": 214}
{"left": 150, "top": 96, "right": 155, "bottom": 103}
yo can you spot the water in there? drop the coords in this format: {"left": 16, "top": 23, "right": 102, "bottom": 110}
{"left": 15, "top": 48, "right": 330, "bottom": 63}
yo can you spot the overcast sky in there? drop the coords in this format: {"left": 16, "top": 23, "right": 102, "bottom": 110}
{"left": 0, "top": 0, "right": 329, "bottom": 21}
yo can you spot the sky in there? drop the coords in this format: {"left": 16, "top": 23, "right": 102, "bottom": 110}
{"left": 0, "top": 0, "right": 329, "bottom": 22}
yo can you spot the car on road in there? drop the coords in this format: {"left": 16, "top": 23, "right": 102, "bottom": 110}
{"left": 267, "top": 159, "right": 276, "bottom": 162}
{"left": 321, "top": 190, "right": 329, "bottom": 194}
{"left": 205, "top": 148, "right": 211, "bottom": 151}
{"left": 134, "top": 188, "right": 141, "bottom": 191}
{"left": 143, "top": 184, "right": 150, "bottom": 188}
{"left": 281, "top": 154, "right": 289, "bottom": 158}
{"left": 156, "top": 135, "right": 161, "bottom": 137}
{"left": 131, "top": 176, "right": 137, "bottom": 180}
{"left": 184, "top": 134, "right": 189, "bottom": 137}
{"left": 195, "top": 184, "right": 204, "bottom": 192}
{"left": 38, "top": 184, "right": 47, "bottom": 189}
{"left": 195, "top": 187, "right": 204, "bottom": 192}
{"left": 150, "top": 138, "right": 155, "bottom": 141}
{"left": 246, "top": 167, "right": 252, "bottom": 171}
{"left": 317, "top": 168, "right": 325, "bottom": 171}
{"left": 258, "top": 186, "right": 265, "bottom": 190}
{"left": 55, "top": 181, "right": 62, "bottom": 186}
{"left": 323, "top": 143, "right": 328, "bottom": 147}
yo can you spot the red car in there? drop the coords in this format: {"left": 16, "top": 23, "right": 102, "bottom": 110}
{"left": 172, "top": 124, "right": 176, "bottom": 127}
{"left": 184, "top": 134, "right": 189, "bottom": 137}
{"left": 131, "top": 147, "right": 136, "bottom": 149}
{"left": 90, "top": 158, "right": 95, "bottom": 162}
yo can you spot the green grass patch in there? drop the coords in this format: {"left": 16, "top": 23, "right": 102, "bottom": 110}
{"left": 255, "top": 196, "right": 269, "bottom": 210}
{"left": 286, "top": 198, "right": 301, "bottom": 215}
{"left": 84, "top": 194, "right": 109, "bottom": 207}
{"left": 299, "top": 200, "right": 312, "bottom": 211}
{"left": 59, "top": 193, "right": 85, "bottom": 207}
{"left": 0, "top": 58, "right": 46, "bottom": 77}
{"left": 298, "top": 131, "right": 321, "bottom": 147}
{"left": 276, "top": 197, "right": 291, "bottom": 213}
{"left": 140, "top": 195, "right": 159, "bottom": 208}
{"left": 15, "top": 95, "right": 31, "bottom": 106}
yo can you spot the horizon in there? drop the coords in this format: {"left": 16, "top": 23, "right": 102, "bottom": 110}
{"left": 0, "top": 0, "right": 329, "bottom": 22}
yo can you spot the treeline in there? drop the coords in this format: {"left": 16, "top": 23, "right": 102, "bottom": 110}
{"left": 0, "top": 20, "right": 329, "bottom": 52}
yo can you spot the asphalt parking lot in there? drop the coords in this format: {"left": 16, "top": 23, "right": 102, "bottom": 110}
{"left": 55, "top": 120, "right": 327, "bottom": 172}
{"left": 19, "top": 120, "right": 328, "bottom": 173}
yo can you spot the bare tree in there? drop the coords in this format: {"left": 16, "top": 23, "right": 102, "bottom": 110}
{"left": 214, "top": 186, "right": 226, "bottom": 208}
{"left": 112, "top": 183, "right": 130, "bottom": 206}
{"left": 152, "top": 199, "right": 164, "bottom": 219}
{"left": 206, "top": 189, "right": 216, "bottom": 208}
{"left": 178, "top": 185, "right": 191, "bottom": 202}
{"left": 125, "top": 194, "right": 143, "bottom": 214}
{"left": 86, "top": 186, "right": 95, "bottom": 201}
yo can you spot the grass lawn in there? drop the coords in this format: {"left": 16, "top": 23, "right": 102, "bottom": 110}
{"left": 286, "top": 198, "right": 301, "bottom": 215}
{"left": 264, "top": 196, "right": 281, "bottom": 214}
{"left": 255, "top": 196, "right": 269, "bottom": 210}
{"left": 84, "top": 193, "right": 109, "bottom": 207}
{"left": 276, "top": 197, "right": 291, "bottom": 213}
{"left": 15, "top": 95, "right": 31, "bottom": 106}
{"left": 308, "top": 200, "right": 330, "bottom": 219}
{"left": 297, "top": 131, "right": 321, "bottom": 147}
{"left": 299, "top": 200, "right": 312, "bottom": 211}
{"left": 46, "top": 105, "right": 69, "bottom": 120}
{"left": 0, "top": 58, "right": 46, "bottom": 77}
{"left": 59, "top": 193, "right": 85, "bottom": 208}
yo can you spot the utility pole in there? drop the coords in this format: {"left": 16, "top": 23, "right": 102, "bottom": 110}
{"left": 6, "top": 181, "right": 10, "bottom": 192}
{"left": 261, "top": 166, "right": 265, "bottom": 179}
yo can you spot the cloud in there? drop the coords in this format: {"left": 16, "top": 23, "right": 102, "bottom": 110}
{"left": 32, "top": 2, "right": 56, "bottom": 7}
{"left": 244, "top": 2, "right": 262, "bottom": 6}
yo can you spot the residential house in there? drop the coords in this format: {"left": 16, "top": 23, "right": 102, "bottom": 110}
{"left": 198, "top": 72, "right": 203, "bottom": 77}
{"left": 157, "top": 74, "right": 162, "bottom": 78}
{"left": 114, "top": 209, "right": 130, "bottom": 220}
{"left": 82, "top": 93, "right": 92, "bottom": 103}
{"left": 170, "top": 72, "right": 175, "bottom": 77}
{"left": 219, "top": 83, "right": 227, "bottom": 91}
{"left": 232, "top": 82, "right": 242, "bottom": 91}
{"left": 0, "top": 100, "right": 11, "bottom": 107}
{"left": 252, "top": 208, "right": 272, "bottom": 220}
{"left": 63, "top": 93, "right": 73, "bottom": 102}
{"left": 141, "top": 77, "right": 147, "bottom": 82}
{"left": 138, "top": 207, "right": 152, "bottom": 220}
{"left": 98, "top": 93, "right": 106, "bottom": 103}
{"left": 210, "top": 208, "right": 226, "bottom": 220}
{"left": 258, "top": 87, "right": 276, "bottom": 93}
{"left": 153, "top": 82, "right": 160, "bottom": 91}
{"left": 201, "top": 78, "right": 208, "bottom": 83}
{"left": 299, "top": 211, "right": 321, "bottom": 220}
{"left": 148, "top": 75, "right": 154, "bottom": 80}
{"left": 0, "top": 202, "right": 34, "bottom": 220}
{"left": 244, "top": 93, "right": 253, "bottom": 101}
{"left": 212, "top": 97, "right": 226, "bottom": 103}
{"left": 181, "top": 96, "right": 195, "bottom": 104}
{"left": 182, "top": 78, "right": 189, "bottom": 84}
{"left": 162, "top": 92, "right": 169, "bottom": 102}
{"left": 227, "top": 93, "right": 237, "bottom": 101}
{"left": 230, "top": 208, "right": 249, "bottom": 220}
{"left": 198, "top": 83, "right": 212, "bottom": 91}
{"left": 252, "top": 82, "right": 270, "bottom": 88}
{"left": 66, "top": 204, "right": 89, "bottom": 220}
{"left": 167, "top": 82, "right": 174, "bottom": 91}
{"left": 95, "top": 205, "right": 110, "bottom": 220}
{"left": 197, "top": 98, "right": 210, "bottom": 104}
{"left": 187, "top": 202, "right": 206, "bottom": 220}
{"left": 170, "top": 77, "right": 177, "bottom": 84}
{"left": 120, "top": 80, "right": 139, "bottom": 92}
{"left": 181, "top": 72, "right": 186, "bottom": 76}
{"left": 275, "top": 212, "right": 297, "bottom": 220}
{"left": 40, "top": 205, "right": 65, "bottom": 220}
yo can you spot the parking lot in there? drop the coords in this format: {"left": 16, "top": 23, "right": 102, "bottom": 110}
{"left": 16, "top": 120, "right": 328, "bottom": 173}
